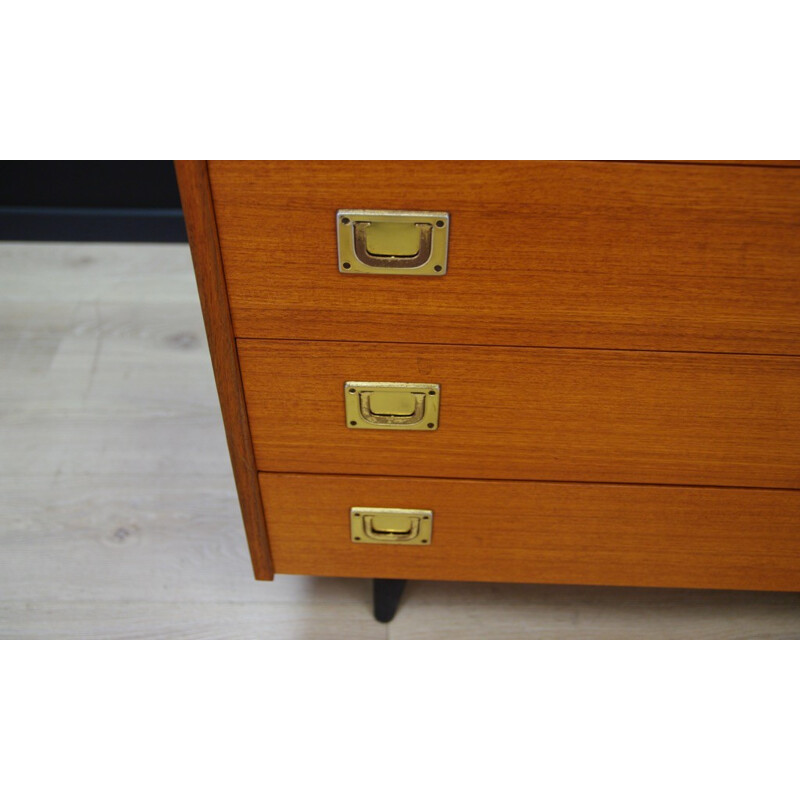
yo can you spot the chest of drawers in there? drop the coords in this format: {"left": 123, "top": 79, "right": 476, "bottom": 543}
{"left": 176, "top": 160, "right": 800, "bottom": 616}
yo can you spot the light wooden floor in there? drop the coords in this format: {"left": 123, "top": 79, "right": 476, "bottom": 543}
{"left": 1, "top": 242, "right": 799, "bottom": 639}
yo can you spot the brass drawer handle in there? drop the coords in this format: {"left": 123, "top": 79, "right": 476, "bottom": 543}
{"left": 344, "top": 381, "right": 440, "bottom": 430}
{"left": 337, "top": 210, "right": 449, "bottom": 275}
{"left": 350, "top": 507, "right": 433, "bottom": 545}
{"left": 352, "top": 221, "right": 432, "bottom": 269}
{"left": 364, "top": 513, "right": 420, "bottom": 541}
{"left": 357, "top": 390, "right": 426, "bottom": 425}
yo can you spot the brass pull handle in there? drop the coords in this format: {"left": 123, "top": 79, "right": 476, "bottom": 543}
{"left": 344, "top": 382, "right": 440, "bottom": 430}
{"left": 337, "top": 210, "right": 449, "bottom": 276}
{"left": 363, "top": 514, "right": 420, "bottom": 542}
{"left": 352, "top": 222, "right": 433, "bottom": 269}
{"left": 358, "top": 391, "right": 426, "bottom": 426}
{"left": 350, "top": 507, "right": 433, "bottom": 546}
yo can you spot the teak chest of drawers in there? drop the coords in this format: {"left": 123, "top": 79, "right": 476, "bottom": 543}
{"left": 176, "top": 160, "right": 800, "bottom": 618}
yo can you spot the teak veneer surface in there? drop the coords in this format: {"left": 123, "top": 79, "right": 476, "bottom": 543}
{"left": 175, "top": 161, "right": 273, "bottom": 579}
{"left": 261, "top": 473, "right": 800, "bottom": 591}
{"left": 239, "top": 339, "right": 800, "bottom": 490}
{"left": 210, "top": 160, "right": 800, "bottom": 356}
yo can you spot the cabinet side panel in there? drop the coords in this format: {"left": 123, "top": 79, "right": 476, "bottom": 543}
{"left": 175, "top": 160, "right": 273, "bottom": 580}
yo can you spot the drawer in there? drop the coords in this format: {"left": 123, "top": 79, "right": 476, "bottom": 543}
{"left": 261, "top": 473, "right": 800, "bottom": 591}
{"left": 211, "top": 160, "right": 800, "bottom": 355}
{"left": 239, "top": 339, "right": 800, "bottom": 489}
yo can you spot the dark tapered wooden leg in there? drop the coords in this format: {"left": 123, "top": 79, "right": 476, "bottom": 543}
{"left": 373, "top": 579, "right": 407, "bottom": 623}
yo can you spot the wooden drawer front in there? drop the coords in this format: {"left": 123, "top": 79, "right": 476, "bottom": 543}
{"left": 211, "top": 160, "right": 800, "bottom": 356}
{"left": 239, "top": 339, "right": 800, "bottom": 489}
{"left": 261, "top": 473, "right": 800, "bottom": 591}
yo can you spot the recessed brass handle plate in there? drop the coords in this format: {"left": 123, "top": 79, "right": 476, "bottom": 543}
{"left": 337, "top": 210, "right": 449, "bottom": 275}
{"left": 345, "top": 382, "right": 440, "bottom": 430}
{"left": 350, "top": 507, "right": 433, "bottom": 545}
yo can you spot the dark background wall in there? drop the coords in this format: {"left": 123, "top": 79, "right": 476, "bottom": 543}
{"left": 0, "top": 161, "right": 187, "bottom": 242}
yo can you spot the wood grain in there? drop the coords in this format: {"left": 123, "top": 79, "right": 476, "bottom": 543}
{"left": 175, "top": 161, "right": 273, "bottom": 580}
{"left": 261, "top": 472, "right": 800, "bottom": 592}
{"left": 0, "top": 601, "right": 386, "bottom": 639}
{"left": 386, "top": 581, "right": 800, "bottom": 640}
{"left": 628, "top": 161, "right": 800, "bottom": 168}
{"left": 239, "top": 339, "right": 800, "bottom": 489}
{"left": 209, "top": 160, "right": 800, "bottom": 355}
{"left": 3, "top": 241, "right": 800, "bottom": 637}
